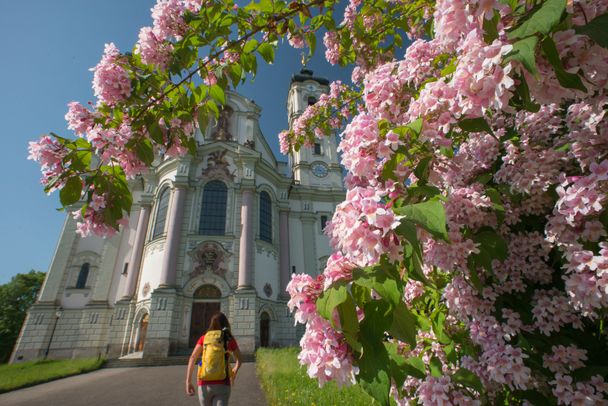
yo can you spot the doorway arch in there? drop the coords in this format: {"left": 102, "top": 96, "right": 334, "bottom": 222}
{"left": 135, "top": 313, "right": 149, "bottom": 352}
{"left": 189, "top": 284, "right": 221, "bottom": 348}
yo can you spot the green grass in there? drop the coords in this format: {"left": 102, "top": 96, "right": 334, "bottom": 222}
{"left": 0, "top": 357, "right": 105, "bottom": 393}
{"left": 256, "top": 347, "right": 376, "bottom": 406}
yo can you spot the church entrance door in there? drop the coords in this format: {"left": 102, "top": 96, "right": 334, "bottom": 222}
{"left": 136, "top": 313, "right": 149, "bottom": 352}
{"left": 260, "top": 312, "right": 270, "bottom": 347}
{"left": 189, "top": 302, "right": 220, "bottom": 348}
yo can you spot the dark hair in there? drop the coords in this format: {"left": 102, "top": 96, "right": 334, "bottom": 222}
{"left": 207, "top": 312, "right": 231, "bottom": 333}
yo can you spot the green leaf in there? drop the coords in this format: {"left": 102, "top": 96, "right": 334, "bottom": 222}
{"left": 209, "top": 84, "right": 225, "bottom": 105}
{"left": 429, "top": 356, "right": 442, "bottom": 377}
{"left": 388, "top": 302, "right": 418, "bottom": 347}
{"left": 60, "top": 176, "right": 82, "bottom": 206}
{"left": 197, "top": 109, "right": 208, "bottom": 133}
{"left": 574, "top": 12, "right": 608, "bottom": 48}
{"left": 452, "top": 368, "right": 483, "bottom": 392}
{"left": 432, "top": 311, "right": 451, "bottom": 345}
{"left": 148, "top": 121, "right": 164, "bottom": 144}
{"left": 382, "top": 148, "right": 406, "bottom": 181}
{"left": 257, "top": 43, "right": 275, "bottom": 64}
{"left": 315, "top": 281, "right": 348, "bottom": 321}
{"left": 359, "top": 301, "right": 393, "bottom": 405}
{"left": 206, "top": 100, "right": 220, "bottom": 118}
{"left": 472, "top": 229, "right": 508, "bottom": 263}
{"left": 508, "top": 0, "right": 567, "bottom": 39}
{"left": 483, "top": 11, "right": 500, "bottom": 43}
{"left": 458, "top": 117, "right": 494, "bottom": 134}
{"left": 506, "top": 36, "right": 539, "bottom": 76}
{"left": 406, "top": 117, "right": 423, "bottom": 135}
{"left": 353, "top": 265, "right": 401, "bottom": 306}
{"left": 404, "top": 357, "right": 426, "bottom": 379}
{"left": 386, "top": 342, "right": 409, "bottom": 387}
{"left": 394, "top": 199, "right": 448, "bottom": 241}
{"left": 243, "top": 39, "right": 258, "bottom": 53}
{"left": 541, "top": 36, "right": 587, "bottom": 92}
{"left": 414, "top": 156, "right": 432, "bottom": 183}
{"left": 337, "top": 295, "right": 361, "bottom": 352}
{"left": 511, "top": 73, "right": 541, "bottom": 112}
{"left": 134, "top": 138, "right": 154, "bottom": 165}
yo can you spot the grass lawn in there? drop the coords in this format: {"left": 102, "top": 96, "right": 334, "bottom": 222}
{"left": 0, "top": 357, "right": 105, "bottom": 393}
{"left": 256, "top": 347, "right": 380, "bottom": 406}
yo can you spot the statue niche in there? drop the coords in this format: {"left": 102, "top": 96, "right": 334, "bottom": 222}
{"left": 211, "top": 106, "right": 233, "bottom": 141}
{"left": 189, "top": 241, "right": 231, "bottom": 279}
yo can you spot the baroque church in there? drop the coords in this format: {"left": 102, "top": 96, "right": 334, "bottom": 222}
{"left": 11, "top": 69, "right": 344, "bottom": 361}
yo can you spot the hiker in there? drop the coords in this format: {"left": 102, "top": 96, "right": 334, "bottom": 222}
{"left": 186, "top": 312, "right": 242, "bottom": 406}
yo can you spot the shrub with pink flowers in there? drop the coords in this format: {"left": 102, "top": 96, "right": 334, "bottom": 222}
{"left": 28, "top": 0, "right": 608, "bottom": 404}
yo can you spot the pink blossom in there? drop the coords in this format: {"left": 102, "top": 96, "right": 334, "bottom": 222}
{"left": 90, "top": 43, "right": 131, "bottom": 106}
{"left": 136, "top": 26, "right": 173, "bottom": 69}
{"left": 65, "top": 102, "right": 95, "bottom": 136}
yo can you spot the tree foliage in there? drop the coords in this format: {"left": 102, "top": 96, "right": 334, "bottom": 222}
{"left": 0, "top": 271, "right": 46, "bottom": 363}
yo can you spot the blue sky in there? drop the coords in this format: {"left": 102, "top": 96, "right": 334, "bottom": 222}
{"left": 0, "top": 0, "right": 350, "bottom": 284}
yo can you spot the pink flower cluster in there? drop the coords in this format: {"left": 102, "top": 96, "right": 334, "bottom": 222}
{"left": 72, "top": 192, "right": 128, "bottom": 238}
{"left": 90, "top": 43, "right": 131, "bottom": 106}
{"left": 27, "top": 136, "right": 68, "bottom": 193}
{"left": 65, "top": 102, "right": 95, "bottom": 136}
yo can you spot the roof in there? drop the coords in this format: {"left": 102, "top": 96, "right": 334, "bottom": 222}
{"left": 290, "top": 69, "right": 329, "bottom": 86}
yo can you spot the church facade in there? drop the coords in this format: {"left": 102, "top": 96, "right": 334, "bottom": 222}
{"left": 11, "top": 70, "right": 344, "bottom": 361}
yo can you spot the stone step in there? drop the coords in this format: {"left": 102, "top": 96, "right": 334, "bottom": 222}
{"left": 104, "top": 356, "right": 190, "bottom": 368}
{"left": 103, "top": 353, "right": 255, "bottom": 368}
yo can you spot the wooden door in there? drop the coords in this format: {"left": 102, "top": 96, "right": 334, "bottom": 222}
{"left": 189, "top": 302, "right": 220, "bottom": 348}
{"left": 136, "top": 314, "right": 149, "bottom": 352}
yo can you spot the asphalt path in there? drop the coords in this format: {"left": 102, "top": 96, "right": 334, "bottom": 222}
{"left": 0, "top": 362, "right": 267, "bottom": 406}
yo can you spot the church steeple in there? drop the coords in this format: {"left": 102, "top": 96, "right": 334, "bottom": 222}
{"left": 286, "top": 70, "right": 341, "bottom": 188}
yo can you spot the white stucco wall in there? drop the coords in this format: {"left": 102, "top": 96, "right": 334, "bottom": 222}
{"left": 138, "top": 243, "right": 165, "bottom": 299}
{"left": 253, "top": 245, "right": 279, "bottom": 300}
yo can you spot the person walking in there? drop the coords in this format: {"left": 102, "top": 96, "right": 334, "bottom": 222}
{"left": 186, "top": 312, "right": 242, "bottom": 406}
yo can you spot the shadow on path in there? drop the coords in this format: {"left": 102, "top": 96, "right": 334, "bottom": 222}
{"left": 0, "top": 362, "right": 267, "bottom": 406}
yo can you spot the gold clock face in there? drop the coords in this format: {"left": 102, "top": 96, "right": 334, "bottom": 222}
{"left": 311, "top": 162, "right": 328, "bottom": 178}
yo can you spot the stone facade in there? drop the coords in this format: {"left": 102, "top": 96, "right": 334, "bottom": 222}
{"left": 11, "top": 70, "right": 344, "bottom": 362}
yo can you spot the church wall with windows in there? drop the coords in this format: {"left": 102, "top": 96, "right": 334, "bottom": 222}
{"left": 11, "top": 70, "right": 345, "bottom": 362}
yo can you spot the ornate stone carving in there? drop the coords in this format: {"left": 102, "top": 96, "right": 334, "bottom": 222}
{"left": 201, "top": 150, "right": 235, "bottom": 182}
{"left": 211, "top": 106, "right": 233, "bottom": 141}
{"left": 142, "top": 282, "right": 151, "bottom": 297}
{"left": 263, "top": 283, "right": 272, "bottom": 298}
{"left": 244, "top": 139, "right": 255, "bottom": 149}
{"left": 189, "top": 241, "right": 231, "bottom": 279}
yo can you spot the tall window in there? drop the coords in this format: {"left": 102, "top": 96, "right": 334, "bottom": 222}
{"left": 152, "top": 188, "right": 170, "bottom": 239}
{"left": 199, "top": 181, "right": 227, "bottom": 235}
{"left": 76, "top": 263, "right": 89, "bottom": 289}
{"left": 260, "top": 191, "right": 272, "bottom": 243}
{"left": 313, "top": 142, "right": 322, "bottom": 155}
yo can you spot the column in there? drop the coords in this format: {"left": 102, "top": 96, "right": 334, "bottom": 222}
{"left": 279, "top": 209, "right": 291, "bottom": 296}
{"left": 122, "top": 204, "right": 151, "bottom": 299}
{"left": 159, "top": 185, "right": 186, "bottom": 287}
{"left": 301, "top": 214, "right": 317, "bottom": 276}
{"left": 237, "top": 188, "right": 254, "bottom": 289}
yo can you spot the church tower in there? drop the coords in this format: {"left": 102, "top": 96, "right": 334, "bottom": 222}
{"left": 286, "top": 69, "right": 342, "bottom": 189}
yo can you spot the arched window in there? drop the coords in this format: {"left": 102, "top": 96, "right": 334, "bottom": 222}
{"left": 199, "top": 181, "right": 227, "bottom": 235}
{"left": 259, "top": 191, "right": 272, "bottom": 243}
{"left": 307, "top": 96, "right": 317, "bottom": 106}
{"left": 152, "top": 187, "right": 170, "bottom": 239}
{"left": 76, "top": 263, "right": 89, "bottom": 289}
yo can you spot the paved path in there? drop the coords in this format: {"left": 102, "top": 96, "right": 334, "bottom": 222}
{"left": 0, "top": 362, "right": 267, "bottom": 406}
